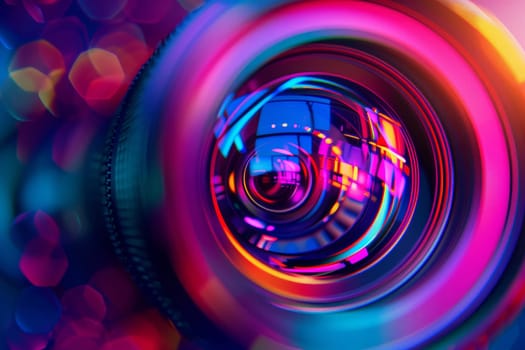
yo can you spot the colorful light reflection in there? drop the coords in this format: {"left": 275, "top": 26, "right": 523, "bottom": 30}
{"left": 1, "top": 0, "right": 525, "bottom": 349}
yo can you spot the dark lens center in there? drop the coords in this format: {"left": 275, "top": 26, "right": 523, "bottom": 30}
{"left": 246, "top": 155, "right": 311, "bottom": 213}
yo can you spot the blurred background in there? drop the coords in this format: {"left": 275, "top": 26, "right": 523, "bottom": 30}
{"left": 0, "top": 0, "right": 523, "bottom": 349}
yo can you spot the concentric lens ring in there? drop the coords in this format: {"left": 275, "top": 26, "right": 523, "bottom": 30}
{"left": 105, "top": 0, "right": 525, "bottom": 349}
{"left": 209, "top": 63, "right": 428, "bottom": 285}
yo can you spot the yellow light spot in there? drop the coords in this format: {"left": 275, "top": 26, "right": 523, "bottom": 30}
{"left": 331, "top": 180, "right": 341, "bottom": 189}
{"left": 380, "top": 119, "right": 398, "bottom": 149}
{"left": 329, "top": 202, "right": 340, "bottom": 215}
{"left": 449, "top": 0, "right": 525, "bottom": 83}
{"left": 391, "top": 157, "right": 398, "bottom": 167}
{"left": 228, "top": 172, "right": 236, "bottom": 194}
{"left": 339, "top": 162, "right": 353, "bottom": 178}
{"left": 344, "top": 133, "right": 361, "bottom": 141}
{"left": 377, "top": 111, "right": 401, "bottom": 125}
{"left": 10, "top": 67, "right": 54, "bottom": 92}
{"left": 332, "top": 146, "right": 342, "bottom": 156}
{"left": 475, "top": 17, "right": 525, "bottom": 83}
{"left": 38, "top": 88, "right": 57, "bottom": 116}
{"left": 333, "top": 158, "right": 340, "bottom": 173}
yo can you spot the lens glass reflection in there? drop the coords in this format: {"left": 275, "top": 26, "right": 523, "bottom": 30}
{"left": 211, "top": 76, "right": 418, "bottom": 276}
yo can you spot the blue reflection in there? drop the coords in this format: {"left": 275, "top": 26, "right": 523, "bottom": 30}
{"left": 250, "top": 94, "right": 332, "bottom": 175}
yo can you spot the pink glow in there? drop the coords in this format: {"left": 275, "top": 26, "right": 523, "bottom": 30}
{"left": 244, "top": 216, "right": 266, "bottom": 230}
{"left": 19, "top": 237, "right": 68, "bottom": 287}
{"left": 348, "top": 248, "right": 369, "bottom": 265}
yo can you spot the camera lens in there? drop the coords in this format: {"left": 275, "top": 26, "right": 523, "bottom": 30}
{"left": 104, "top": 1, "right": 525, "bottom": 349}
{"left": 211, "top": 73, "right": 418, "bottom": 276}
